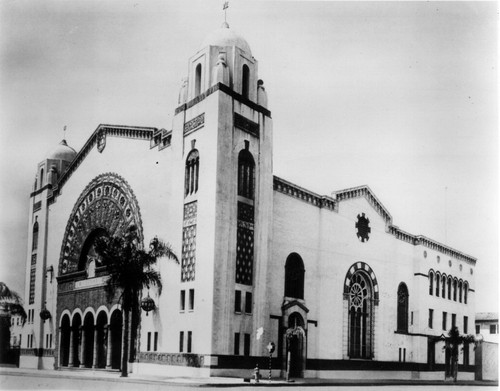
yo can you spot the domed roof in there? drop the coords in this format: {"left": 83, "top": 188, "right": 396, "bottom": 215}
{"left": 201, "top": 22, "right": 252, "bottom": 55}
{"left": 46, "top": 139, "right": 77, "bottom": 162}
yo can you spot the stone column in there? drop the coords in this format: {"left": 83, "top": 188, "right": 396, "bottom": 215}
{"left": 79, "top": 326, "right": 85, "bottom": 368}
{"left": 92, "top": 326, "right": 98, "bottom": 369}
{"left": 105, "top": 325, "right": 112, "bottom": 369}
{"left": 58, "top": 326, "right": 63, "bottom": 367}
{"left": 68, "top": 327, "right": 75, "bottom": 367}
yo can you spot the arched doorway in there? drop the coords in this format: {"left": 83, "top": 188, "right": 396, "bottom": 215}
{"left": 110, "top": 310, "right": 122, "bottom": 370}
{"left": 81, "top": 313, "right": 94, "bottom": 368}
{"left": 95, "top": 311, "right": 108, "bottom": 369}
{"left": 59, "top": 314, "right": 71, "bottom": 367}
{"left": 70, "top": 313, "right": 82, "bottom": 367}
{"left": 285, "top": 312, "right": 306, "bottom": 378}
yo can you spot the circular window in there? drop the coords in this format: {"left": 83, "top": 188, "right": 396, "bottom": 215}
{"left": 355, "top": 213, "right": 371, "bottom": 242}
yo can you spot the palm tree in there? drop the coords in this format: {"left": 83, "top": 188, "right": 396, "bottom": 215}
{"left": 0, "top": 282, "right": 26, "bottom": 363}
{"left": 95, "top": 225, "right": 178, "bottom": 377}
{"left": 443, "top": 326, "right": 477, "bottom": 382}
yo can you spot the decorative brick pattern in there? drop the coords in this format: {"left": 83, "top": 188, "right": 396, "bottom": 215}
{"left": 138, "top": 352, "right": 204, "bottom": 367}
{"left": 236, "top": 226, "right": 254, "bottom": 285}
{"left": 237, "top": 202, "right": 254, "bottom": 223}
{"left": 181, "top": 201, "right": 197, "bottom": 282}
{"left": 29, "top": 266, "right": 36, "bottom": 305}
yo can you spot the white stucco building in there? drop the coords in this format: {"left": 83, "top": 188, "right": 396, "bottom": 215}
{"left": 20, "top": 22, "right": 476, "bottom": 380}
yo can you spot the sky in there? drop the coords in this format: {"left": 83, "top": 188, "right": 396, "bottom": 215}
{"left": 0, "top": 1, "right": 497, "bottom": 312}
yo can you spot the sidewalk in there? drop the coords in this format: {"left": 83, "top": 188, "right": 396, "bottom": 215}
{"left": 0, "top": 366, "right": 498, "bottom": 387}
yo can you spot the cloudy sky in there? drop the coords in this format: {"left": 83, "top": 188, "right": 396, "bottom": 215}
{"left": 0, "top": 1, "right": 497, "bottom": 312}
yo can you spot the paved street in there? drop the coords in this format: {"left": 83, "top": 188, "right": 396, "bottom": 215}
{"left": 0, "top": 368, "right": 497, "bottom": 391}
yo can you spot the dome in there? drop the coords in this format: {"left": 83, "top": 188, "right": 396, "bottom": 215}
{"left": 46, "top": 139, "right": 77, "bottom": 162}
{"left": 201, "top": 22, "right": 252, "bottom": 56}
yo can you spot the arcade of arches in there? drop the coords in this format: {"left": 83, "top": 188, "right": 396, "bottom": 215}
{"left": 59, "top": 309, "right": 123, "bottom": 369}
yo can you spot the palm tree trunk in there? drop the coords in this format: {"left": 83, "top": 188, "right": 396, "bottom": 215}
{"left": 120, "top": 309, "right": 129, "bottom": 377}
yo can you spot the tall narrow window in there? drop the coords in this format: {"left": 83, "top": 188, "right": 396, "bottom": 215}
{"left": 428, "top": 309, "right": 434, "bottom": 329}
{"left": 458, "top": 281, "right": 463, "bottom": 303}
{"left": 448, "top": 276, "right": 452, "bottom": 299}
{"left": 237, "top": 147, "right": 255, "bottom": 199}
{"left": 245, "top": 292, "right": 252, "bottom": 314}
{"left": 463, "top": 316, "right": 468, "bottom": 334}
{"left": 147, "top": 332, "right": 151, "bottom": 351}
{"left": 464, "top": 282, "right": 468, "bottom": 304}
{"left": 242, "top": 64, "right": 250, "bottom": 99}
{"left": 234, "top": 332, "right": 240, "bottom": 355}
{"left": 179, "top": 331, "right": 184, "bottom": 352}
{"left": 195, "top": 63, "right": 202, "bottom": 96}
{"left": 284, "top": 253, "right": 305, "bottom": 299}
{"left": 184, "top": 150, "right": 200, "bottom": 197}
{"left": 441, "top": 274, "right": 446, "bottom": 298}
{"left": 40, "top": 168, "right": 44, "bottom": 188}
{"left": 435, "top": 273, "right": 440, "bottom": 297}
{"left": 180, "top": 290, "right": 186, "bottom": 311}
{"left": 188, "top": 289, "right": 195, "bottom": 311}
{"left": 453, "top": 279, "right": 458, "bottom": 301}
{"left": 187, "top": 331, "right": 192, "bottom": 353}
{"left": 442, "top": 312, "right": 447, "bottom": 330}
{"left": 154, "top": 332, "right": 158, "bottom": 351}
{"left": 429, "top": 271, "right": 434, "bottom": 295}
{"left": 235, "top": 290, "right": 242, "bottom": 313}
{"left": 397, "top": 283, "right": 409, "bottom": 332}
{"left": 244, "top": 333, "right": 250, "bottom": 356}
{"left": 452, "top": 313, "right": 456, "bottom": 328}
{"left": 32, "top": 221, "right": 39, "bottom": 251}
{"left": 348, "top": 270, "right": 374, "bottom": 359}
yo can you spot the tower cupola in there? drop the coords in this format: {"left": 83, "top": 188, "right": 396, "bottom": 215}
{"left": 180, "top": 22, "right": 259, "bottom": 104}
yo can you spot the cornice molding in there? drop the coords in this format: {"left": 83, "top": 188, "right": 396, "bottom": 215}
{"left": 273, "top": 176, "right": 336, "bottom": 211}
{"left": 333, "top": 185, "right": 392, "bottom": 224}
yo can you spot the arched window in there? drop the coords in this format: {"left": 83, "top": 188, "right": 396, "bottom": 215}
{"left": 195, "top": 63, "right": 202, "bottom": 96}
{"left": 242, "top": 64, "right": 250, "bottom": 99}
{"left": 447, "top": 276, "right": 452, "bottom": 299}
{"left": 397, "top": 283, "right": 409, "bottom": 332}
{"left": 441, "top": 274, "right": 446, "bottom": 298}
{"left": 238, "top": 147, "right": 255, "bottom": 199}
{"left": 184, "top": 149, "right": 200, "bottom": 197}
{"left": 284, "top": 253, "right": 305, "bottom": 299}
{"left": 463, "top": 281, "right": 468, "bottom": 304}
{"left": 40, "top": 168, "right": 44, "bottom": 188}
{"left": 32, "top": 221, "right": 39, "bottom": 252}
{"left": 429, "top": 271, "right": 434, "bottom": 295}
{"left": 453, "top": 278, "right": 458, "bottom": 301}
{"left": 347, "top": 270, "right": 374, "bottom": 359}
{"left": 458, "top": 280, "right": 463, "bottom": 303}
{"left": 435, "top": 273, "right": 440, "bottom": 297}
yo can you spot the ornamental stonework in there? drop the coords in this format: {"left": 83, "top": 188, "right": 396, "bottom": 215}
{"left": 58, "top": 173, "right": 143, "bottom": 275}
{"left": 181, "top": 201, "right": 197, "bottom": 282}
{"left": 183, "top": 113, "right": 205, "bottom": 135}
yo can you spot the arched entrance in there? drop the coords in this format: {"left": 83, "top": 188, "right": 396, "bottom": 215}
{"left": 59, "top": 314, "right": 71, "bottom": 367}
{"left": 70, "top": 313, "right": 82, "bottom": 367}
{"left": 285, "top": 312, "right": 306, "bottom": 378}
{"left": 81, "top": 313, "right": 94, "bottom": 368}
{"left": 109, "top": 310, "right": 122, "bottom": 370}
{"left": 95, "top": 311, "right": 108, "bottom": 369}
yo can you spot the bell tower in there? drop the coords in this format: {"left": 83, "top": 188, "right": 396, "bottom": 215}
{"left": 171, "top": 22, "right": 273, "bottom": 363}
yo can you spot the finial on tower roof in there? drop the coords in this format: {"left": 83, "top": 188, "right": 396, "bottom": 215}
{"left": 223, "top": 1, "right": 229, "bottom": 24}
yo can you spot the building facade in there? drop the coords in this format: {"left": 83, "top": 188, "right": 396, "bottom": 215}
{"left": 20, "top": 23, "right": 476, "bottom": 380}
